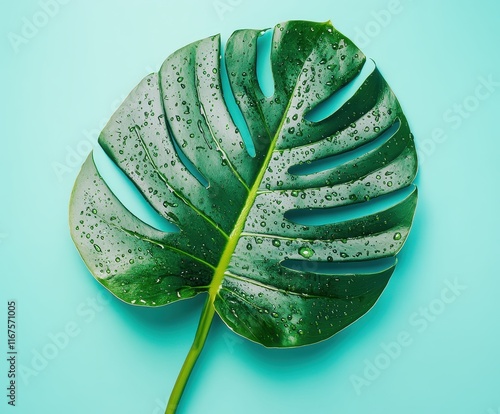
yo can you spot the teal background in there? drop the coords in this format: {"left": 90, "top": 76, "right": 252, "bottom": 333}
{"left": 1, "top": 0, "right": 499, "bottom": 413}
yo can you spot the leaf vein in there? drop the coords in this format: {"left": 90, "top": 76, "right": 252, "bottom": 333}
{"left": 131, "top": 117, "right": 229, "bottom": 240}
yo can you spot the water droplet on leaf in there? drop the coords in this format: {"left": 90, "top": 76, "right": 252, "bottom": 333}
{"left": 299, "top": 246, "right": 315, "bottom": 258}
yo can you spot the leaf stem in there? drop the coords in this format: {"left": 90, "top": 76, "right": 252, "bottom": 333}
{"left": 165, "top": 294, "right": 215, "bottom": 414}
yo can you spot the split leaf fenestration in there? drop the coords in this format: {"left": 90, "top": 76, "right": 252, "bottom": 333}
{"left": 69, "top": 20, "right": 418, "bottom": 413}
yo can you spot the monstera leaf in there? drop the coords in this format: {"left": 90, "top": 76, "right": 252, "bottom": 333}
{"left": 70, "top": 20, "right": 417, "bottom": 413}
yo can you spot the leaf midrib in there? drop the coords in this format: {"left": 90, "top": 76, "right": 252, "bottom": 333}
{"left": 207, "top": 96, "right": 293, "bottom": 303}
{"left": 207, "top": 30, "right": 330, "bottom": 304}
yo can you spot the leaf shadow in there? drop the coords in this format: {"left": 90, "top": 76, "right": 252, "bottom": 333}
{"left": 205, "top": 297, "right": 394, "bottom": 384}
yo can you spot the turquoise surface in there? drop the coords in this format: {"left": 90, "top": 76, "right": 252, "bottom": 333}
{"left": 1, "top": 1, "right": 499, "bottom": 413}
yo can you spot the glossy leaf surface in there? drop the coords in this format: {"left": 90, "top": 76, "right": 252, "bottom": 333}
{"left": 70, "top": 20, "right": 418, "bottom": 350}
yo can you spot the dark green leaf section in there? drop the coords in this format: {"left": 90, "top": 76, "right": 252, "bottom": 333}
{"left": 225, "top": 20, "right": 365, "bottom": 151}
{"left": 69, "top": 155, "right": 214, "bottom": 306}
{"left": 69, "top": 20, "right": 418, "bottom": 346}
{"left": 218, "top": 266, "right": 395, "bottom": 347}
{"left": 217, "top": 190, "right": 416, "bottom": 347}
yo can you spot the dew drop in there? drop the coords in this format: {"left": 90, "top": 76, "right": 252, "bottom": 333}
{"left": 298, "top": 246, "right": 315, "bottom": 258}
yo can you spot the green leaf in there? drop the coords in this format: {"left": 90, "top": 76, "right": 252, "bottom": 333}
{"left": 69, "top": 19, "right": 417, "bottom": 413}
